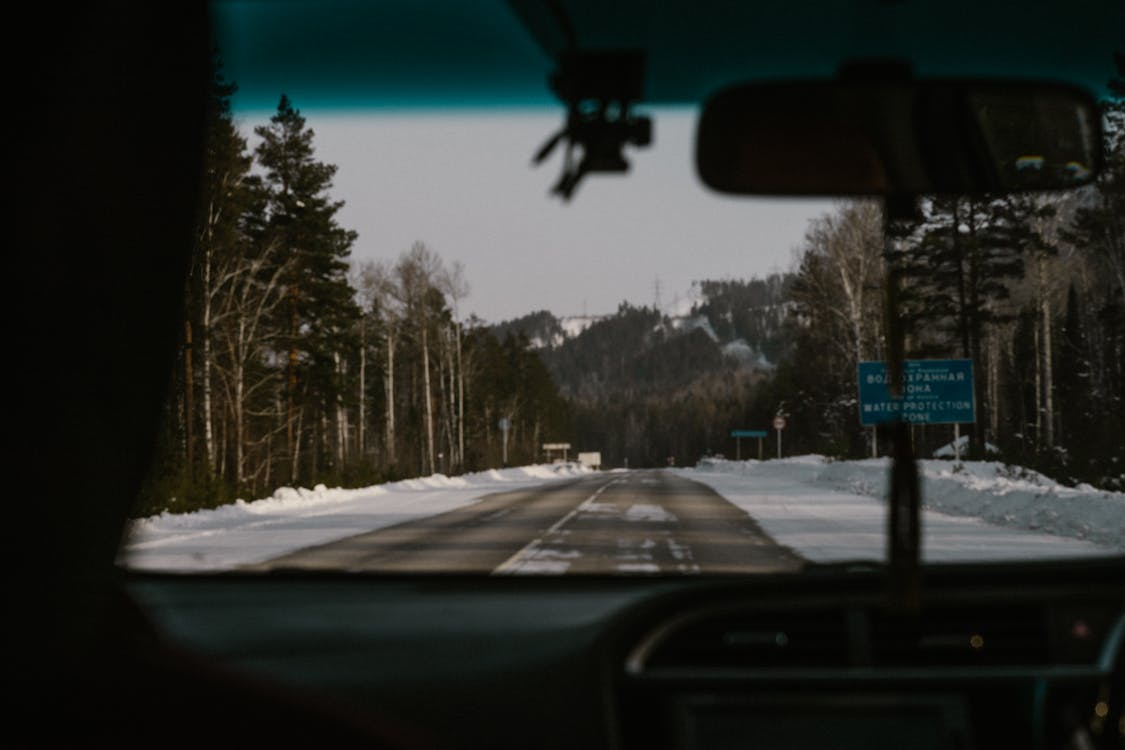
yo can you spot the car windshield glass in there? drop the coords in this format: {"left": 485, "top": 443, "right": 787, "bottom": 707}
{"left": 116, "top": 1, "right": 1125, "bottom": 575}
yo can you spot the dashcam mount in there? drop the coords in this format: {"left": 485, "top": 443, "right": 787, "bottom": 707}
{"left": 532, "top": 50, "right": 652, "bottom": 200}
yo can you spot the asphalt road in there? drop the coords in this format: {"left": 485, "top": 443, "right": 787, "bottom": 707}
{"left": 253, "top": 470, "right": 804, "bottom": 574}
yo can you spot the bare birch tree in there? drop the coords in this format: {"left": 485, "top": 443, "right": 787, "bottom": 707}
{"left": 211, "top": 245, "right": 290, "bottom": 488}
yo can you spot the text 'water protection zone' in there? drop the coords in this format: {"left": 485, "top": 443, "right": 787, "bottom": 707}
{"left": 857, "top": 359, "right": 975, "bottom": 426}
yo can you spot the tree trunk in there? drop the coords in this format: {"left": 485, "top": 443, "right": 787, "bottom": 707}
{"left": 265, "top": 395, "right": 276, "bottom": 490}
{"left": 184, "top": 319, "right": 194, "bottom": 474}
{"left": 202, "top": 247, "right": 216, "bottom": 474}
{"left": 445, "top": 328, "right": 456, "bottom": 470}
{"left": 234, "top": 359, "right": 244, "bottom": 487}
{"left": 532, "top": 416, "right": 541, "bottom": 464}
{"left": 287, "top": 289, "right": 299, "bottom": 481}
{"left": 384, "top": 329, "right": 396, "bottom": 467}
{"left": 1039, "top": 256, "right": 1055, "bottom": 448}
{"left": 435, "top": 334, "right": 451, "bottom": 474}
{"left": 966, "top": 202, "right": 987, "bottom": 454}
{"left": 456, "top": 320, "right": 464, "bottom": 472}
{"left": 217, "top": 412, "right": 227, "bottom": 480}
{"left": 1034, "top": 319, "right": 1043, "bottom": 447}
{"left": 334, "top": 351, "right": 346, "bottom": 471}
{"left": 988, "top": 332, "right": 1000, "bottom": 438}
{"left": 1004, "top": 336, "right": 1018, "bottom": 451}
{"left": 312, "top": 407, "right": 322, "bottom": 479}
{"left": 422, "top": 324, "right": 435, "bottom": 474}
{"left": 291, "top": 402, "right": 303, "bottom": 483}
{"left": 954, "top": 201, "right": 971, "bottom": 359}
{"left": 264, "top": 408, "right": 272, "bottom": 492}
{"left": 358, "top": 318, "right": 366, "bottom": 457}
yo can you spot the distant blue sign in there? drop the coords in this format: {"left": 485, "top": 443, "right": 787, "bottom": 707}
{"left": 857, "top": 359, "right": 975, "bottom": 426}
{"left": 731, "top": 429, "right": 767, "bottom": 438}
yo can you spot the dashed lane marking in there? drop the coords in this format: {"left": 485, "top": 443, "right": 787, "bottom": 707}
{"left": 492, "top": 478, "right": 620, "bottom": 575}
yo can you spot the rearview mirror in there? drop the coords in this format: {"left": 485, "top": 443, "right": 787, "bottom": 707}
{"left": 696, "top": 79, "right": 1102, "bottom": 196}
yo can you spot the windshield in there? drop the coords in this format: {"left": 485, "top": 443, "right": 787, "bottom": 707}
{"left": 118, "top": 1, "right": 1124, "bottom": 575}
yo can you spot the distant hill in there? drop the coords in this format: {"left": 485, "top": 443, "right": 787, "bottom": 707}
{"left": 489, "top": 310, "right": 607, "bottom": 350}
{"left": 489, "top": 275, "right": 795, "bottom": 467}
{"left": 491, "top": 275, "right": 792, "bottom": 397}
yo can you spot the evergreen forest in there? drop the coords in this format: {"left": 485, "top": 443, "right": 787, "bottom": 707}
{"left": 138, "top": 57, "right": 1124, "bottom": 515}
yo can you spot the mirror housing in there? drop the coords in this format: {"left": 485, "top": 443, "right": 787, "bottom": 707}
{"left": 696, "top": 78, "right": 1102, "bottom": 196}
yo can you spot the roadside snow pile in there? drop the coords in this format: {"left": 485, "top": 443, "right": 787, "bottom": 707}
{"left": 932, "top": 435, "right": 999, "bottom": 458}
{"left": 696, "top": 456, "right": 1124, "bottom": 550}
{"left": 121, "top": 462, "right": 590, "bottom": 571}
{"left": 133, "top": 462, "right": 588, "bottom": 528}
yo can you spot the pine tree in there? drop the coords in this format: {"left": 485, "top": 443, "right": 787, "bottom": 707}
{"left": 895, "top": 195, "right": 1037, "bottom": 456}
{"left": 254, "top": 95, "right": 359, "bottom": 484}
{"left": 1060, "top": 55, "right": 1125, "bottom": 486}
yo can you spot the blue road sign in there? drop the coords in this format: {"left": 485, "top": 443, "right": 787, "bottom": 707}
{"left": 731, "top": 429, "right": 767, "bottom": 438}
{"left": 857, "top": 359, "right": 975, "bottom": 426}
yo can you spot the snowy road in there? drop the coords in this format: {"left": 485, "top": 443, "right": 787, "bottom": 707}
{"left": 122, "top": 458, "right": 1121, "bottom": 573}
{"left": 250, "top": 471, "right": 803, "bottom": 574}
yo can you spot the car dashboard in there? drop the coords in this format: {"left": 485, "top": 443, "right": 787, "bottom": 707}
{"left": 126, "top": 557, "right": 1124, "bottom": 750}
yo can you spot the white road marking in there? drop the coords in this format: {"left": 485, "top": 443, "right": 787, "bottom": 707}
{"left": 624, "top": 504, "right": 677, "bottom": 522}
{"left": 511, "top": 559, "right": 571, "bottom": 574}
{"left": 616, "top": 563, "right": 660, "bottom": 573}
{"left": 492, "top": 478, "right": 620, "bottom": 575}
{"left": 614, "top": 536, "right": 657, "bottom": 563}
{"left": 532, "top": 548, "right": 582, "bottom": 559}
{"left": 667, "top": 538, "right": 692, "bottom": 561}
{"left": 583, "top": 502, "right": 619, "bottom": 515}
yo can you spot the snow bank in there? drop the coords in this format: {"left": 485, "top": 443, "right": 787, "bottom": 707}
{"left": 932, "top": 435, "right": 999, "bottom": 458}
{"left": 121, "top": 463, "right": 591, "bottom": 571}
{"left": 693, "top": 456, "right": 1124, "bottom": 552}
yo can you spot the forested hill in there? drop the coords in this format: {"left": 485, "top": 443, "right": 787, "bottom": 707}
{"left": 492, "top": 276, "right": 791, "bottom": 398}
{"left": 490, "top": 277, "right": 793, "bottom": 467}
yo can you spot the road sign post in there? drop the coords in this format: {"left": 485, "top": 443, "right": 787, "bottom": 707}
{"left": 772, "top": 416, "right": 786, "bottom": 458}
{"left": 542, "top": 442, "right": 572, "bottom": 462}
{"left": 730, "top": 430, "right": 767, "bottom": 461}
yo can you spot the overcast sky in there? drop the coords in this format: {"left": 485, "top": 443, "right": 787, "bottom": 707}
{"left": 238, "top": 107, "right": 833, "bottom": 323}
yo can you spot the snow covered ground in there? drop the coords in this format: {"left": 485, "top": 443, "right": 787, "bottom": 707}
{"left": 121, "top": 456, "right": 1122, "bottom": 573}
{"left": 684, "top": 456, "right": 1123, "bottom": 563}
{"left": 120, "top": 464, "right": 592, "bottom": 572}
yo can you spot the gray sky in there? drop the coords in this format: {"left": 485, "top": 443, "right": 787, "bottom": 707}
{"left": 238, "top": 107, "right": 832, "bottom": 323}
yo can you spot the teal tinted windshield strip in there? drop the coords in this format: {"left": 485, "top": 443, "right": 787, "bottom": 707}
{"left": 214, "top": 0, "right": 1124, "bottom": 113}
{"left": 212, "top": 0, "right": 556, "bottom": 113}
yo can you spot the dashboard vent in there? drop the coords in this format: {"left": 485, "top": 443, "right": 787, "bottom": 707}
{"left": 646, "top": 609, "right": 849, "bottom": 669}
{"left": 871, "top": 604, "right": 1050, "bottom": 666}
